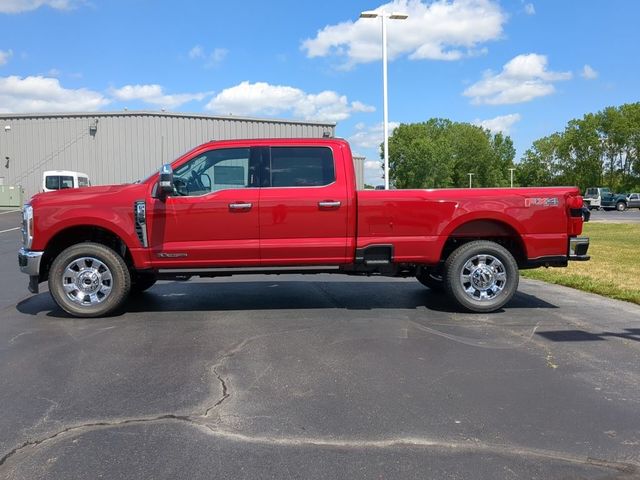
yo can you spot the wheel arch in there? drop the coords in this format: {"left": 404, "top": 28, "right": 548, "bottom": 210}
{"left": 439, "top": 218, "right": 528, "bottom": 267}
{"left": 39, "top": 225, "right": 134, "bottom": 282}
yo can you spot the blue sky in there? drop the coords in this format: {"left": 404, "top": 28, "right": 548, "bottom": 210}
{"left": 1, "top": 0, "right": 639, "bottom": 184}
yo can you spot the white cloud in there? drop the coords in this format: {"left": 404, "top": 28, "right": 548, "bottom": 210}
{"left": 463, "top": 53, "right": 572, "bottom": 105}
{"left": 0, "top": 75, "right": 108, "bottom": 112}
{"left": 188, "top": 45, "right": 204, "bottom": 59}
{"left": 188, "top": 45, "right": 228, "bottom": 67}
{"left": 349, "top": 121, "right": 400, "bottom": 150}
{"left": 581, "top": 64, "right": 598, "bottom": 80}
{"left": 0, "top": 0, "right": 85, "bottom": 13}
{"left": 109, "top": 84, "right": 210, "bottom": 109}
{"left": 205, "top": 81, "right": 374, "bottom": 122}
{"left": 364, "top": 160, "right": 380, "bottom": 169}
{"left": 0, "top": 49, "right": 12, "bottom": 66}
{"left": 524, "top": 3, "right": 535, "bottom": 15}
{"left": 302, "top": 0, "right": 506, "bottom": 67}
{"left": 473, "top": 113, "right": 521, "bottom": 134}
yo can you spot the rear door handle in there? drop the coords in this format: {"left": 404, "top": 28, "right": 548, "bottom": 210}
{"left": 229, "top": 202, "right": 252, "bottom": 211}
{"left": 318, "top": 201, "right": 341, "bottom": 209}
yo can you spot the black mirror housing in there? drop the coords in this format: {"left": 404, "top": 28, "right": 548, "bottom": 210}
{"left": 158, "top": 164, "right": 174, "bottom": 195}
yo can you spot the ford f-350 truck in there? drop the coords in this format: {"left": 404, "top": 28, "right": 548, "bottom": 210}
{"left": 19, "top": 138, "right": 590, "bottom": 317}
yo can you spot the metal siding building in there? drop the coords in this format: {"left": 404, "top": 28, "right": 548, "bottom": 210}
{"left": 0, "top": 111, "right": 336, "bottom": 198}
{"left": 352, "top": 155, "right": 365, "bottom": 190}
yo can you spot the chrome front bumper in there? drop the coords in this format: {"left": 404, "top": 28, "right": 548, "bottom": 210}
{"left": 569, "top": 237, "right": 590, "bottom": 261}
{"left": 18, "top": 248, "right": 44, "bottom": 293}
{"left": 18, "top": 247, "right": 43, "bottom": 276}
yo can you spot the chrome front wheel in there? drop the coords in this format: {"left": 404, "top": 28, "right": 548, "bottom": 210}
{"left": 49, "top": 243, "right": 131, "bottom": 317}
{"left": 62, "top": 257, "right": 114, "bottom": 306}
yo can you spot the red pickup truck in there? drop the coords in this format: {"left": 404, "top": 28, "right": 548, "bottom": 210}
{"left": 19, "top": 138, "right": 590, "bottom": 317}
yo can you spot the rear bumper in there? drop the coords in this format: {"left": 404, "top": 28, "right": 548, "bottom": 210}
{"left": 523, "top": 236, "right": 590, "bottom": 268}
{"left": 569, "top": 236, "right": 590, "bottom": 261}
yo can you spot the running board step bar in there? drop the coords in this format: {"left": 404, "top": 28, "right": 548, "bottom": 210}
{"left": 157, "top": 265, "right": 342, "bottom": 279}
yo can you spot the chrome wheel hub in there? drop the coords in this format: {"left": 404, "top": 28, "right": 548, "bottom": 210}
{"left": 460, "top": 254, "right": 506, "bottom": 301}
{"left": 62, "top": 257, "right": 113, "bottom": 306}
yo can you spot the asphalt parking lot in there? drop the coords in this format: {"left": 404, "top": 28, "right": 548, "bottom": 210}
{"left": 589, "top": 208, "right": 640, "bottom": 223}
{"left": 1, "top": 209, "right": 640, "bottom": 479}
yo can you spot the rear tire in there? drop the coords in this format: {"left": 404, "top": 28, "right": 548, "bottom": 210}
{"left": 444, "top": 240, "right": 519, "bottom": 313}
{"left": 416, "top": 268, "right": 444, "bottom": 291}
{"left": 49, "top": 242, "right": 131, "bottom": 318}
{"left": 131, "top": 272, "right": 157, "bottom": 293}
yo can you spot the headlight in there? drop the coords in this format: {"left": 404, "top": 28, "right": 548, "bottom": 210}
{"left": 22, "top": 204, "right": 33, "bottom": 249}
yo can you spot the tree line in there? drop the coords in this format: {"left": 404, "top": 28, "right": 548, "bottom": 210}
{"left": 386, "top": 102, "right": 640, "bottom": 192}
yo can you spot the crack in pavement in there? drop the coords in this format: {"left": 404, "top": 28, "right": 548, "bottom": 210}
{"left": 2, "top": 321, "right": 639, "bottom": 475}
{"left": 1, "top": 416, "right": 638, "bottom": 477}
{"left": 0, "top": 327, "right": 316, "bottom": 469}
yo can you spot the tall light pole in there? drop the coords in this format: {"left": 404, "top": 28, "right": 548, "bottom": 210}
{"left": 509, "top": 167, "right": 516, "bottom": 188}
{"left": 360, "top": 10, "right": 408, "bottom": 190}
{"left": 468, "top": 173, "right": 474, "bottom": 188}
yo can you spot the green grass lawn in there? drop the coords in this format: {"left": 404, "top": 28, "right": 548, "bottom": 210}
{"left": 521, "top": 223, "right": 640, "bottom": 305}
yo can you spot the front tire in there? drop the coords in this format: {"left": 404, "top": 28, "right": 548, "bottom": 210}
{"left": 444, "top": 241, "right": 519, "bottom": 313}
{"left": 616, "top": 201, "right": 627, "bottom": 212}
{"left": 49, "top": 242, "right": 131, "bottom": 318}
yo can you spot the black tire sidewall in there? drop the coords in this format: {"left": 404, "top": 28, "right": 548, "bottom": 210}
{"left": 416, "top": 270, "right": 445, "bottom": 291}
{"left": 444, "top": 241, "right": 519, "bottom": 313}
{"left": 49, "top": 242, "right": 131, "bottom": 317}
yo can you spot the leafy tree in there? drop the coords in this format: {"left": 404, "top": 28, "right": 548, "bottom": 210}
{"left": 386, "top": 119, "right": 515, "bottom": 188}
{"left": 518, "top": 134, "right": 562, "bottom": 187}
{"left": 519, "top": 102, "right": 640, "bottom": 192}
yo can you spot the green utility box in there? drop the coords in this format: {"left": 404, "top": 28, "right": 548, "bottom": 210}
{"left": 0, "top": 185, "right": 24, "bottom": 208}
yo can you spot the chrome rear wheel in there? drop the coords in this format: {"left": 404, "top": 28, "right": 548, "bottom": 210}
{"left": 460, "top": 254, "right": 507, "bottom": 301}
{"left": 444, "top": 241, "right": 518, "bottom": 313}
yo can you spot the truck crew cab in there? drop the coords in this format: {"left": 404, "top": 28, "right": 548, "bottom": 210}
{"left": 19, "top": 138, "right": 590, "bottom": 317}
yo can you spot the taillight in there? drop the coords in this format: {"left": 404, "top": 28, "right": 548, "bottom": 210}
{"left": 567, "top": 196, "right": 583, "bottom": 209}
{"left": 567, "top": 195, "right": 584, "bottom": 236}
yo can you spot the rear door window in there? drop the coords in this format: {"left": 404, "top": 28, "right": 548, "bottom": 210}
{"left": 268, "top": 147, "right": 335, "bottom": 187}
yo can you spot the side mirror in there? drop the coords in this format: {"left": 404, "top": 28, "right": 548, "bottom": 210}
{"left": 158, "top": 164, "right": 174, "bottom": 195}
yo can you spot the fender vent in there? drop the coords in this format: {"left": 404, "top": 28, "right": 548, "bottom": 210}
{"left": 134, "top": 200, "right": 148, "bottom": 247}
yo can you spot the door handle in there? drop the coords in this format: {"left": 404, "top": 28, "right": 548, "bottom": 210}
{"left": 229, "top": 202, "right": 252, "bottom": 211}
{"left": 318, "top": 201, "right": 341, "bottom": 209}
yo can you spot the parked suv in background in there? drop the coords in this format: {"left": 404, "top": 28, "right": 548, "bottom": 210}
{"left": 584, "top": 187, "right": 628, "bottom": 211}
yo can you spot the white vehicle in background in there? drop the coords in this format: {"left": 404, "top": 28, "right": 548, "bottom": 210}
{"left": 42, "top": 170, "right": 91, "bottom": 192}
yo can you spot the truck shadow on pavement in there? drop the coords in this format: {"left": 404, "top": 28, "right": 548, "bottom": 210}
{"left": 537, "top": 329, "right": 640, "bottom": 343}
{"left": 16, "top": 280, "right": 557, "bottom": 318}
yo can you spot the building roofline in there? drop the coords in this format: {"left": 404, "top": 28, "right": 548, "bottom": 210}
{"left": 0, "top": 110, "right": 336, "bottom": 127}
